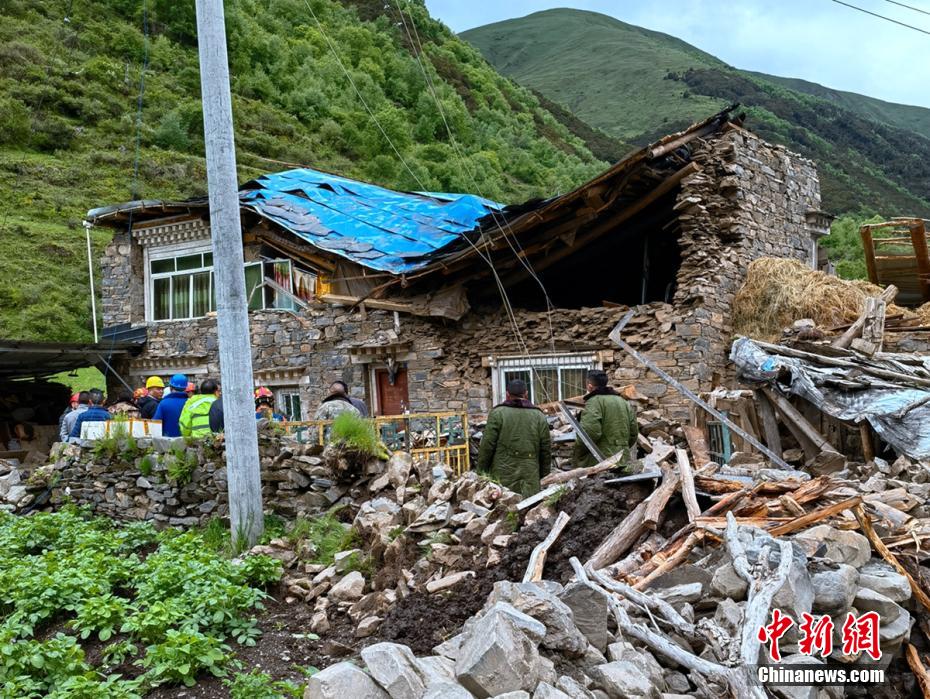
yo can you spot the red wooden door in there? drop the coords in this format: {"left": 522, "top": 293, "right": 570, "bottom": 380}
{"left": 375, "top": 368, "right": 409, "bottom": 416}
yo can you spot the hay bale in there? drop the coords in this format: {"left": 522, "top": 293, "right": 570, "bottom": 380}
{"left": 732, "top": 258, "right": 903, "bottom": 340}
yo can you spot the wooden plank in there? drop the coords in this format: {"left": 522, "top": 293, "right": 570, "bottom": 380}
{"left": 768, "top": 497, "right": 861, "bottom": 537}
{"left": 682, "top": 425, "right": 712, "bottom": 468}
{"left": 860, "top": 225, "right": 879, "bottom": 285}
{"left": 860, "top": 297, "right": 887, "bottom": 353}
{"left": 754, "top": 391, "right": 783, "bottom": 458}
{"left": 911, "top": 219, "right": 930, "bottom": 302}
{"left": 676, "top": 448, "right": 701, "bottom": 523}
{"left": 541, "top": 448, "right": 630, "bottom": 486}
{"left": 523, "top": 511, "right": 570, "bottom": 582}
{"left": 905, "top": 645, "right": 930, "bottom": 699}
{"left": 832, "top": 285, "right": 896, "bottom": 349}
{"left": 559, "top": 402, "right": 606, "bottom": 463}
{"left": 761, "top": 388, "right": 838, "bottom": 458}
{"left": 643, "top": 465, "right": 681, "bottom": 531}
{"left": 515, "top": 484, "right": 562, "bottom": 512}
{"left": 860, "top": 421, "right": 875, "bottom": 463}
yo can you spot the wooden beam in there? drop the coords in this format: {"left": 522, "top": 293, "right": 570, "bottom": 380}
{"left": 832, "top": 285, "right": 896, "bottom": 350}
{"left": 643, "top": 465, "right": 681, "bottom": 530}
{"left": 760, "top": 388, "right": 836, "bottom": 460}
{"left": 911, "top": 220, "right": 930, "bottom": 302}
{"left": 682, "top": 425, "right": 712, "bottom": 468}
{"left": 768, "top": 496, "right": 861, "bottom": 537}
{"left": 754, "top": 391, "right": 783, "bottom": 458}
{"left": 906, "top": 645, "right": 930, "bottom": 699}
{"left": 676, "top": 448, "right": 701, "bottom": 523}
{"left": 318, "top": 293, "right": 413, "bottom": 313}
{"left": 501, "top": 163, "right": 699, "bottom": 287}
{"left": 860, "top": 225, "right": 879, "bottom": 285}
{"left": 523, "top": 511, "right": 570, "bottom": 582}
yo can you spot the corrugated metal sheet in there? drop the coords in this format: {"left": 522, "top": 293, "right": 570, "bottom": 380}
{"left": 239, "top": 169, "right": 503, "bottom": 273}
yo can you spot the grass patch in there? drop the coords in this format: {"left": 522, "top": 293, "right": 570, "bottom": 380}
{"left": 287, "top": 510, "right": 360, "bottom": 567}
{"left": 330, "top": 412, "right": 386, "bottom": 459}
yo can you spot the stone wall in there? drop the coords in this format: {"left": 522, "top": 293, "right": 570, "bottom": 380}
{"left": 100, "top": 229, "right": 141, "bottom": 328}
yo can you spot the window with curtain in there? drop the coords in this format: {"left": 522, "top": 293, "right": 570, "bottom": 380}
{"left": 149, "top": 252, "right": 318, "bottom": 321}
{"left": 496, "top": 353, "right": 600, "bottom": 404}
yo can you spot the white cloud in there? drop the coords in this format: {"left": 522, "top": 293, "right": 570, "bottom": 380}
{"left": 426, "top": 0, "right": 930, "bottom": 108}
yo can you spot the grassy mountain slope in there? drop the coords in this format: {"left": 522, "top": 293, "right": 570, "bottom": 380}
{"left": 462, "top": 8, "right": 930, "bottom": 218}
{"left": 0, "top": 0, "right": 606, "bottom": 342}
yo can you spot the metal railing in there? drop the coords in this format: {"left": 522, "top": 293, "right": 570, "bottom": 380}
{"left": 283, "top": 411, "right": 471, "bottom": 475}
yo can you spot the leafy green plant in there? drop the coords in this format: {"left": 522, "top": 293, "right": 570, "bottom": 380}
{"left": 237, "top": 555, "right": 284, "bottom": 588}
{"left": 69, "top": 593, "right": 128, "bottom": 641}
{"left": 138, "top": 453, "right": 156, "bottom": 477}
{"left": 166, "top": 447, "right": 198, "bottom": 485}
{"left": 101, "top": 639, "right": 138, "bottom": 667}
{"left": 225, "top": 668, "right": 303, "bottom": 699}
{"left": 139, "top": 628, "right": 230, "bottom": 688}
{"left": 92, "top": 434, "right": 122, "bottom": 461}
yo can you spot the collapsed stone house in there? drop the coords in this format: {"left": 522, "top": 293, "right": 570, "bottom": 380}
{"left": 87, "top": 107, "right": 828, "bottom": 424}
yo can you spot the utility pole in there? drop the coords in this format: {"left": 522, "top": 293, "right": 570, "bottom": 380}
{"left": 195, "top": 0, "right": 263, "bottom": 548}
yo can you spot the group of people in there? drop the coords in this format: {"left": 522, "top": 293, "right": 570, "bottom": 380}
{"left": 476, "top": 369, "right": 638, "bottom": 498}
{"left": 58, "top": 375, "right": 370, "bottom": 443}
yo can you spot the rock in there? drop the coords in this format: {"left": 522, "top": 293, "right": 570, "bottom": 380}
{"left": 877, "top": 606, "right": 912, "bottom": 652}
{"left": 606, "top": 641, "right": 665, "bottom": 691}
{"left": 663, "top": 672, "right": 690, "bottom": 694}
{"left": 558, "top": 582, "right": 612, "bottom": 652}
{"left": 853, "top": 588, "right": 905, "bottom": 623}
{"left": 356, "top": 616, "right": 382, "bottom": 638}
{"left": 455, "top": 603, "right": 542, "bottom": 698}
{"left": 488, "top": 581, "right": 588, "bottom": 656}
{"left": 427, "top": 571, "right": 476, "bottom": 593}
{"left": 810, "top": 564, "right": 858, "bottom": 614}
{"left": 408, "top": 502, "right": 452, "bottom": 532}
{"left": 423, "top": 684, "right": 474, "bottom": 699}
{"left": 533, "top": 681, "right": 571, "bottom": 698}
{"left": 304, "top": 661, "right": 389, "bottom": 699}
{"left": 416, "top": 655, "right": 456, "bottom": 686}
{"left": 556, "top": 676, "right": 595, "bottom": 698}
{"left": 710, "top": 562, "right": 747, "bottom": 601}
{"left": 589, "top": 661, "right": 658, "bottom": 699}
{"left": 334, "top": 549, "right": 362, "bottom": 572}
{"left": 361, "top": 642, "right": 426, "bottom": 699}
{"left": 354, "top": 497, "right": 402, "bottom": 541}
{"left": 310, "top": 611, "right": 330, "bottom": 634}
{"left": 330, "top": 571, "right": 365, "bottom": 602}
{"left": 749, "top": 536, "right": 813, "bottom": 619}
{"left": 793, "top": 525, "right": 871, "bottom": 568}
{"left": 769, "top": 655, "right": 823, "bottom": 699}
{"left": 464, "top": 601, "right": 547, "bottom": 644}
{"left": 4, "top": 485, "right": 28, "bottom": 506}
{"left": 434, "top": 634, "right": 465, "bottom": 661}
{"left": 857, "top": 560, "right": 911, "bottom": 603}
{"left": 492, "top": 693, "right": 530, "bottom": 699}
{"left": 653, "top": 583, "right": 702, "bottom": 606}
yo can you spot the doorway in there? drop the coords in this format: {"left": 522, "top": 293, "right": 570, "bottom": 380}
{"left": 374, "top": 367, "right": 409, "bottom": 416}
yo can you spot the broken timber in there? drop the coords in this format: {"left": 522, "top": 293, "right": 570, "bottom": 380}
{"left": 609, "top": 311, "right": 792, "bottom": 469}
{"left": 522, "top": 511, "right": 570, "bottom": 583}
{"left": 558, "top": 402, "right": 606, "bottom": 463}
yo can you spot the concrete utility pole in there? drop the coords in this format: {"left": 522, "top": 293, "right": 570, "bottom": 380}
{"left": 195, "top": 0, "right": 263, "bottom": 548}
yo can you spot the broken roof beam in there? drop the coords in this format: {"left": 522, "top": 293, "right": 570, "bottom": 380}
{"left": 501, "top": 162, "right": 701, "bottom": 288}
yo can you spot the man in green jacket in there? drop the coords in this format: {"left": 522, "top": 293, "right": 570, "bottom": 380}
{"left": 477, "top": 379, "right": 552, "bottom": 498}
{"left": 572, "top": 370, "right": 638, "bottom": 470}
{"left": 178, "top": 379, "right": 220, "bottom": 438}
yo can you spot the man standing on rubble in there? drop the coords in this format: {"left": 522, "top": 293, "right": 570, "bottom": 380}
{"left": 476, "top": 378, "right": 551, "bottom": 498}
{"left": 573, "top": 369, "right": 638, "bottom": 470}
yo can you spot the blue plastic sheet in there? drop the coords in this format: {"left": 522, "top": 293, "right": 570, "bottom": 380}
{"left": 238, "top": 169, "right": 503, "bottom": 273}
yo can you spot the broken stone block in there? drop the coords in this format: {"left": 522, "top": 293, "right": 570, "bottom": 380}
{"left": 310, "top": 610, "right": 330, "bottom": 634}
{"left": 491, "top": 692, "right": 529, "bottom": 699}
{"left": 416, "top": 655, "right": 456, "bottom": 686}
{"left": 426, "top": 571, "right": 475, "bottom": 593}
{"left": 853, "top": 588, "right": 905, "bottom": 623}
{"left": 556, "top": 675, "right": 595, "bottom": 698}
{"left": 769, "top": 655, "right": 823, "bottom": 699}
{"left": 709, "top": 562, "right": 747, "bottom": 601}
{"left": 334, "top": 549, "right": 362, "bottom": 572}
{"left": 857, "top": 560, "right": 911, "bottom": 603}
{"left": 361, "top": 642, "right": 426, "bottom": 699}
{"left": 422, "top": 683, "right": 473, "bottom": 699}
{"left": 533, "top": 683, "right": 571, "bottom": 699}
{"left": 486, "top": 581, "right": 587, "bottom": 656}
{"left": 356, "top": 615, "right": 382, "bottom": 638}
{"left": 455, "top": 603, "right": 542, "bottom": 698}
{"left": 354, "top": 497, "right": 402, "bottom": 542}
{"left": 606, "top": 641, "right": 666, "bottom": 691}
{"left": 305, "top": 661, "right": 389, "bottom": 699}
{"left": 558, "top": 581, "right": 612, "bottom": 652}
{"left": 589, "top": 661, "right": 658, "bottom": 699}
{"left": 810, "top": 564, "right": 858, "bottom": 615}
{"left": 407, "top": 502, "right": 452, "bottom": 532}
{"left": 793, "top": 525, "right": 871, "bottom": 568}
{"left": 330, "top": 571, "right": 365, "bottom": 602}
{"left": 433, "top": 633, "right": 465, "bottom": 661}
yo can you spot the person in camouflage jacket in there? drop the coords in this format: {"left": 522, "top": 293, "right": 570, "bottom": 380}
{"left": 572, "top": 370, "right": 638, "bottom": 470}
{"left": 314, "top": 382, "right": 361, "bottom": 420}
{"left": 477, "top": 379, "right": 552, "bottom": 498}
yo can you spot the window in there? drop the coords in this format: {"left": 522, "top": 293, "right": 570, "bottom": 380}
{"left": 492, "top": 353, "right": 599, "bottom": 404}
{"left": 245, "top": 259, "right": 317, "bottom": 312}
{"left": 277, "top": 390, "right": 303, "bottom": 420}
{"left": 150, "top": 251, "right": 215, "bottom": 321}
{"left": 148, "top": 250, "right": 317, "bottom": 321}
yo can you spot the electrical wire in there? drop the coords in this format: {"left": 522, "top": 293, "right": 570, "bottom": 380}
{"left": 884, "top": 0, "right": 930, "bottom": 18}
{"left": 829, "top": 0, "right": 930, "bottom": 34}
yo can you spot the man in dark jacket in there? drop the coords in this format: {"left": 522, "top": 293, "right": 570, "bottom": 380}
{"left": 572, "top": 370, "right": 638, "bottom": 470}
{"left": 153, "top": 374, "right": 189, "bottom": 437}
{"left": 69, "top": 389, "right": 111, "bottom": 442}
{"left": 137, "top": 376, "right": 165, "bottom": 419}
{"left": 208, "top": 397, "right": 224, "bottom": 433}
{"left": 476, "top": 379, "right": 551, "bottom": 498}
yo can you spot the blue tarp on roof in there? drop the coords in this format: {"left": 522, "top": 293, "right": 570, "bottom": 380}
{"left": 238, "top": 168, "right": 503, "bottom": 274}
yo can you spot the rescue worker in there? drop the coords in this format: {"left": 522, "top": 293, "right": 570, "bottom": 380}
{"left": 60, "top": 391, "right": 89, "bottom": 442}
{"left": 138, "top": 377, "right": 165, "bottom": 419}
{"left": 109, "top": 389, "right": 140, "bottom": 418}
{"left": 153, "top": 374, "right": 190, "bottom": 437}
{"left": 572, "top": 369, "right": 638, "bottom": 470}
{"left": 333, "top": 380, "right": 369, "bottom": 417}
{"left": 69, "top": 389, "right": 111, "bottom": 443}
{"left": 476, "top": 379, "right": 551, "bottom": 498}
{"left": 178, "top": 379, "right": 220, "bottom": 437}
{"left": 57, "top": 393, "right": 79, "bottom": 441}
{"left": 255, "top": 387, "right": 285, "bottom": 422}
{"left": 314, "top": 382, "right": 361, "bottom": 420}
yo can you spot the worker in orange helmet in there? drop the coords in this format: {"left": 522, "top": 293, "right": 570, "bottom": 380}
{"left": 254, "top": 387, "right": 284, "bottom": 422}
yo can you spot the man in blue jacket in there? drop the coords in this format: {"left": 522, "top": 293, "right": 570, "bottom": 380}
{"left": 153, "top": 374, "right": 190, "bottom": 437}
{"left": 69, "top": 389, "right": 111, "bottom": 443}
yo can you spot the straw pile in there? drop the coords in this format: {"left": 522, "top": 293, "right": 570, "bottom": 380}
{"left": 732, "top": 258, "right": 906, "bottom": 340}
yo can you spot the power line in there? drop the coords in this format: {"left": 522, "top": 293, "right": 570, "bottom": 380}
{"left": 829, "top": 0, "right": 930, "bottom": 34}
{"left": 884, "top": 0, "right": 930, "bottom": 18}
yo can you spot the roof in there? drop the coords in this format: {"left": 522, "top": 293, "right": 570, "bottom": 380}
{"left": 0, "top": 339, "right": 142, "bottom": 381}
{"left": 238, "top": 169, "right": 503, "bottom": 273}
{"left": 87, "top": 170, "right": 503, "bottom": 274}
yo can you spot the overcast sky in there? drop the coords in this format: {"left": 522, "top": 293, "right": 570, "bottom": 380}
{"left": 424, "top": 0, "right": 930, "bottom": 109}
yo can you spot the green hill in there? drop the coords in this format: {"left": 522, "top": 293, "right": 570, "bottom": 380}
{"left": 462, "top": 8, "right": 930, "bottom": 219}
{"left": 0, "top": 0, "right": 608, "bottom": 342}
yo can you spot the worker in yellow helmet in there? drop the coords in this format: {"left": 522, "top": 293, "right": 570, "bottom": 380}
{"left": 138, "top": 376, "right": 165, "bottom": 419}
